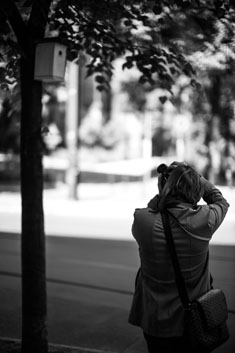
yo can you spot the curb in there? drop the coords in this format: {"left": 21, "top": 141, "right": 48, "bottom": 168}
{"left": 0, "top": 337, "right": 116, "bottom": 353}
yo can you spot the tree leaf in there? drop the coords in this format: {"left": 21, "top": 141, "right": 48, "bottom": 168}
{"left": 95, "top": 75, "right": 105, "bottom": 83}
{"left": 159, "top": 96, "right": 167, "bottom": 104}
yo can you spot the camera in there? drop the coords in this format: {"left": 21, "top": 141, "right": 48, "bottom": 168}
{"left": 157, "top": 163, "right": 170, "bottom": 188}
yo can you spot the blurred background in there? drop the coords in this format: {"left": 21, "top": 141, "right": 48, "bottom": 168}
{"left": 1, "top": 53, "right": 235, "bottom": 194}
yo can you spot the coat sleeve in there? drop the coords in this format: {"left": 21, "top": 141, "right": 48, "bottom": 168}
{"left": 201, "top": 177, "right": 230, "bottom": 233}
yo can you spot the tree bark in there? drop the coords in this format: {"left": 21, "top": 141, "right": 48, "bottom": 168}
{"left": 0, "top": 1, "right": 53, "bottom": 352}
{"left": 20, "top": 0, "right": 53, "bottom": 349}
{"left": 20, "top": 53, "right": 48, "bottom": 353}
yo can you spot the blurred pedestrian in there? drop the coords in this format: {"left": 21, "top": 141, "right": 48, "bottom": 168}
{"left": 128, "top": 161, "right": 229, "bottom": 353}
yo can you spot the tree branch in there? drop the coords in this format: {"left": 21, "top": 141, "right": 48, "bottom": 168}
{"left": 0, "top": 0, "right": 33, "bottom": 57}
{"left": 28, "top": 0, "right": 53, "bottom": 40}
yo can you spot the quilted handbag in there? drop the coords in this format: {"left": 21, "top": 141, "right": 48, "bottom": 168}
{"left": 161, "top": 211, "right": 230, "bottom": 352}
{"left": 184, "top": 288, "right": 229, "bottom": 352}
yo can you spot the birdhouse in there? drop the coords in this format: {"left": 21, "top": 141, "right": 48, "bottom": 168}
{"left": 34, "top": 41, "right": 67, "bottom": 82}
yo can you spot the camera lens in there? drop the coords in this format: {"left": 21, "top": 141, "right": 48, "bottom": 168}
{"left": 157, "top": 164, "right": 168, "bottom": 174}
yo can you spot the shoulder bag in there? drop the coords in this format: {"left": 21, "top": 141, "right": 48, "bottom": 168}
{"left": 160, "top": 211, "right": 230, "bottom": 353}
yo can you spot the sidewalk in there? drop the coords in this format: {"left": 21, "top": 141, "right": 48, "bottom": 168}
{"left": 0, "top": 180, "right": 234, "bottom": 243}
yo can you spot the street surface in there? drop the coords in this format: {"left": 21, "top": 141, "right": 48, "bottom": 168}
{"left": 0, "top": 233, "right": 143, "bottom": 352}
{"left": 0, "top": 180, "right": 235, "bottom": 352}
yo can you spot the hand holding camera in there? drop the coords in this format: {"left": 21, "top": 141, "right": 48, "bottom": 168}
{"left": 157, "top": 162, "right": 188, "bottom": 195}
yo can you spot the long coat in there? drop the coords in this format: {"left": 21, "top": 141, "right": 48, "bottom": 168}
{"left": 128, "top": 179, "right": 229, "bottom": 337}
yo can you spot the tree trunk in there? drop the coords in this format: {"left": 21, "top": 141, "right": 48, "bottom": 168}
{"left": 205, "top": 73, "right": 221, "bottom": 182}
{"left": 20, "top": 53, "right": 48, "bottom": 353}
{"left": 1, "top": 2, "right": 57, "bottom": 353}
{"left": 66, "top": 61, "right": 79, "bottom": 199}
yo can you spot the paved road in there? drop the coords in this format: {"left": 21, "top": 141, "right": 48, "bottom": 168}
{"left": 0, "top": 231, "right": 235, "bottom": 353}
{"left": 0, "top": 232, "right": 144, "bottom": 352}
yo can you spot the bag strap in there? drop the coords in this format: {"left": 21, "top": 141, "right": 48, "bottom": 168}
{"left": 160, "top": 211, "right": 190, "bottom": 308}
